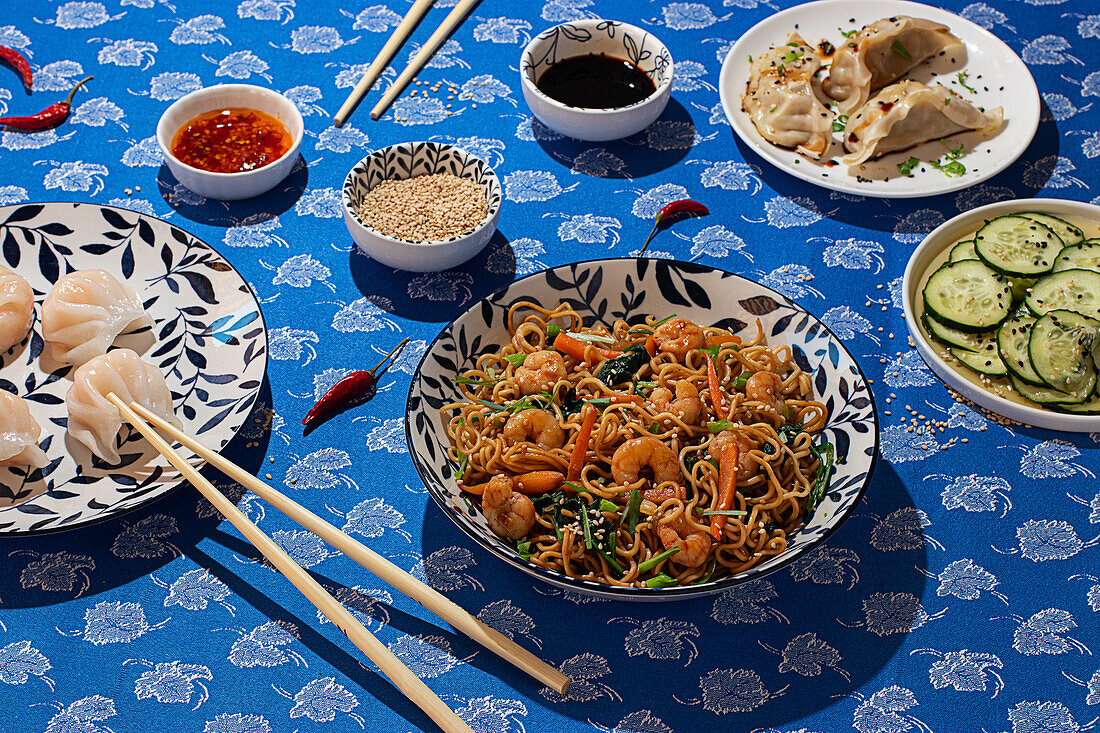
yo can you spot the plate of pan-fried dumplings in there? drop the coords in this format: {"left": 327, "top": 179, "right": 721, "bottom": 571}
{"left": 718, "top": 0, "right": 1040, "bottom": 198}
{"left": 0, "top": 202, "right": 268, "bottom": 534}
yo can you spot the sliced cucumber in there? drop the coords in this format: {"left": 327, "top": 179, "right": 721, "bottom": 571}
{"left": 949, "top": 238, "right": 978, "bottom": 263}
{"left": 923, "top": 313, "right": 996, "bottom": 351}
{"left": 1010, "top": 372, "right": 1095, "bottom": 405}
{"left": 997, "top": 316, "right": 1045, "bottom": 386}
{"left": 951, "top": 347, "right": 1008, "bottom": 376}
{"left": 922, "top": 260, "right": 1012, "bottom": 333}
{"left": 1057, "top": 391, "right": 1100, "bottom": 414}
{"left": 1052, "top": 241, "right": 1100, "bottom": 273}
{"left": 974, "top": 215, "right": 1062, "bottom": 277}
{"left": 1025, "top": 269, "right": 1100, "bottom": 320}
{"left": 1028, "top": 310, "right": 1098, "bottom": 394}
{"left": 1019, "top": 212, "right": 1083, "bottom": 246}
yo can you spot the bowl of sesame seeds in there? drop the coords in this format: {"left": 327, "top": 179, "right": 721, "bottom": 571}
{"left": 342, "top": 142, "right": 502, "bottom": 272}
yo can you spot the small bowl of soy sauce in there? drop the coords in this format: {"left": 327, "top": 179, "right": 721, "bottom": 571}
{"left": 519, "top": 20, "right": 673, "bottom": 142}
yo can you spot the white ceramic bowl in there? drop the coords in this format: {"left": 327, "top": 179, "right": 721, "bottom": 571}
{"left": 519, "top": 19, "right": 673, "bottom": 141}
{"left": 903, "top": 198, "right": 1100, "bottom": 432}
{"left": 156, "top": 84, "right": 303, "bottom": 201}
{"left": 342, "top": 142, "right": 501, "bottom": 272}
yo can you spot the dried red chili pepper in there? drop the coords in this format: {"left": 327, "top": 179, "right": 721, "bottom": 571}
{"left": 302, "top": 337, "right": 409, "bottom": 428}
{"left": 638, "top": 199, "right": 709, "bottom": 256}
{"left": 0, "top": 75, "right": 92, "bottom": 130}
{"left": 0, "top": 46, "right": 32, "bottom": 90}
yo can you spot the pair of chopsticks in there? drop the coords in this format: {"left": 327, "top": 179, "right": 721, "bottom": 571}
{"left": 106, "top": 394, "right": 569, "bottom": 733}
{"left": 333, "top": 0, "right": 479, "bottom": 126}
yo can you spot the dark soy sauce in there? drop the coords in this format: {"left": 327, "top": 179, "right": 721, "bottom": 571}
{"left": 536, "top": 54, "right": 656, "bottom": 109}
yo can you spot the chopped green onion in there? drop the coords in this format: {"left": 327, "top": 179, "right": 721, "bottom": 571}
{"left": 839, "top": 27, "right": 858, "bottom": 38}
{"left": 623, "top": 488, "right": 642, "bottom": 533}
{"left": 654, "top": 314, "right": 677, "bottom": 327}
{"left": 807, "top": 442, "right": 836, "bottom": 511}
{"left": 504, "top": 353, "right": 526, "bottom": 366}
{"left": 732, "top": 374, "right": 749, "bottom": 388}
{"left": 456, "top": 451, "right": 468, "bottom": 481}
{"left": 579, "top": 502, "right": 596, "bottom": 550}
{"left": 638, "top": 547, "right": 680, "bottom": 573}
{"left": 516, "top": 540, "right": 533, "bottom": 559}
{"left": 645, "top": 573, "right": 678, "bottom": 588}
{"left": 456, "top": 376, "right": 501, "bottom": 387}
{"left": 708, "top": 420, "right": 736, "bottom": 434}
{"left": 700, "top": 344, "right": 721, "bottom": 359}
{"left": 563, "top": 481, "right": 593, "bottom": 496}
{"left": 832, "top": 114, "right": 849, "bottom": 133}
{"left": 694, "top": 558, "right": 719, "bottom": 584}
{"left": 634, "top": 380, "right": 658, "bottom": 389}
{"left": 891, "top": 40, "right": 911, "bottom": 61}
{"left": 473, "top": 398, "right": 508, "bottom": 412}
{"left": 546, "top": 323, "right": 561, "bottom": 342}
{"left": 568, "top": 332, "right": 617, "bottom": 345}
{"left": 584, "top": 397, "right": 611, "bottom": 409}
{"left": 599, "top": 499, "right": 618, "bottom": 513}
{"left": 701, "top": 509, "right": 748, "bottom": 517}
{"left": 461, "top": 496, "right": 476, "bottom": 514}
{"left": 649, "top": 423, "right": 661, "bottom": 434}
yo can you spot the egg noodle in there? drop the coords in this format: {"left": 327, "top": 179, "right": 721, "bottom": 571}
{"left": 442, "top": 302, "right": 833, "bottom": 588}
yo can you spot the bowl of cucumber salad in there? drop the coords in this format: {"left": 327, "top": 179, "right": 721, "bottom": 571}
{"left": 903, "top": 198, "right": 1100, "bottom": 432}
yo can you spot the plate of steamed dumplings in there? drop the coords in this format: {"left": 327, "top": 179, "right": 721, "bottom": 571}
{"left": 718, "top": 0, "right": 1040, "bottom": 198}
{"left": 0, "top": 202, "right": 268, "bottom": 534}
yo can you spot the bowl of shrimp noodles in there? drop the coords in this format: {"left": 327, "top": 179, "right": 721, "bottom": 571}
{"left": 406, "top": 259, "right": 878, "bottom": 600}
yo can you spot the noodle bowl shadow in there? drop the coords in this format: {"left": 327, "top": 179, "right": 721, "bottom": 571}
{"left": 405, "top": 258, "right": 880, "bottom": 601}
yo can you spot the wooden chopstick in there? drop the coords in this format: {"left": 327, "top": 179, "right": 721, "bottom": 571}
{"left": 370, "top": 0, "right": 481, "bottom": 121}
{"left": 333, "top": 0, "right": 436, "bottom": 127}
{"left": 126, "top": 400, "right": 572, "bottom": 695}
{"left": 106, "top": 394, "right": 476, "bottom": 733}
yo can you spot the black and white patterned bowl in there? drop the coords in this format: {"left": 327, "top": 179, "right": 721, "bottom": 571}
{"left": 520, "top": 19, "right": 674, "bottom": 141}
{"left": 406, "top": 259, "right": 879, "bottom": 601}
{"left": 342, "top": 142, "right": 502, "bottom": 272}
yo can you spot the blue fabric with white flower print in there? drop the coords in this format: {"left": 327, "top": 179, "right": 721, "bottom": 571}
{"left": 0, "top": 1, "right": 1098, "bottom": 732}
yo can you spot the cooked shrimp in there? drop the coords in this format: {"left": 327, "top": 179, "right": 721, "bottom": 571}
{"left": 745, "top": 371, "right": 784, "bottom": 411}
{"left": 503, "top": 409, "right": 565, "bottom": 449}
{"left": 482, "top": 475, "right": 536, "bottom": 540}
{"left": 656, "top": 517, "right": 712, "bottom": 568}
{"left": 708, "top": 429, "right": 760, "bottom": 482}
{"left": 653, "top": 318, "right": 705, "bottom": 359}
{"left": 514, "top": 351, "right": 566, "bottom": 395}
{"left": 649, "top": 381, "right": 705, "bottom": 425}
{"left": 611, "top": 437, "right": 680, "bottom": 485}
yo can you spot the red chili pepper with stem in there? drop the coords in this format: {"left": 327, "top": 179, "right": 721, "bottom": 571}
{"left": 638, "top": 199, "right": 709, "bottom": 256}
{"left": 0, "top": 46, "right": 32, "bottom": 91}
{"left": 302, "top": 337, "right": 409, "bottom": 428}
{"left": 0, "top": 75, "right": 92, "bottom": 130}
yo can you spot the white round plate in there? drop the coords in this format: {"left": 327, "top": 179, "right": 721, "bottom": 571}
{"left": 903, "top": 198, "right": 1100, "bottom": 432}
{"left": 718, "top": 0, "right": 1039, "bottom": 198}
{"left": 0, "top": 203, "right": 268, "bottom": 534}
{"left": 407, "top": 259, "right": 879, "bottom": 601}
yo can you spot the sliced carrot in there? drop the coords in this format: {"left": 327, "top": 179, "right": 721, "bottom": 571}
{"left": 514, "top": 470, "right": 565, "bottom": 495}
{"left": 553, "top": 332, "right": 622, "bottom": 361}
{"left": 705, "top": 332, "right": 742, "bottom": 347}
{"left": 711, "top": 441, "right": 739, "bottom": 540}
{"left": 609, "top": 394, "right": 643, "bottom": 405}
{"left": 644, "top": 333, "right": 657, "bottom": 356}
{"left": 704, "top": 352, "right": 729, "bottom": 421}
{"left": 568, "top": 405, "right": 598, "bottom": 481}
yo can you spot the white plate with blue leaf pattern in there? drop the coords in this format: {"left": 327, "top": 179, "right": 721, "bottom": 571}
{"left": 407, "top": 259, "right": 879, "bottom": 600}
{"left": 0, "top": 202, "right": 268, "bottom": 535}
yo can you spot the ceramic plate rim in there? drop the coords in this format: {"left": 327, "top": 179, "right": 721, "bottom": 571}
{"left": 405, "top": 257, "right": 880, "bottom": 601}
{"left": 718, "top": 0, "right": 1040, "bottom": 199}
{"left": 902, "top": 197, "right": 1100, "bottom": 432}
{"left": 0, "top": 201, "right": 269, "bottom": 536}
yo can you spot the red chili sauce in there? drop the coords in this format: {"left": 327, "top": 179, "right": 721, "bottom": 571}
{"left": 171, "top": 108, "right": 291, "bottom": 173}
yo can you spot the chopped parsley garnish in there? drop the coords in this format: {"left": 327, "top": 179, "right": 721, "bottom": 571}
{"left": 930, "top": 157, "right": 966, "bottom": 177}
{"left": 956, "top": 70, "right": 977, "bottom": 94}
{"left": 891, "top": 40, "right": 911, "bottom": 61}
{"left": 897, "top": 156, "right": 920, "bottom": 176}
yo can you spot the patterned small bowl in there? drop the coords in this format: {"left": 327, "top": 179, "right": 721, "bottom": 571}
{"left": 519, "top": 20, "right": 674, "bottom": 141}
{"left": 406, "top": 259, "right": 879, "bottom": 601}
{"left": 342, "top": 142, "right": 502, "bottom": 273}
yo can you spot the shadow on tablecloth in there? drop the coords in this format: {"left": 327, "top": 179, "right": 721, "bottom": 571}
{"left": 529, "top": 97, "right": 697, "bottom": 179}
{"left": 347, "top": 229, "right": 517, "bottom": 323}
{"left": 0, "top": 378, "right": 274, "bottom": 608}
{"left": 407, "top": 459, "right": 929, "bottom": 730}
{"left": 155, "top": 154, "right": 309, "bottom": 227}
{"left": 729, "top": 97, "right": 1063, "bottom": 235}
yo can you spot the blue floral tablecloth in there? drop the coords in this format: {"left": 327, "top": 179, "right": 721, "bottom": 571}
{"left": 1, "top": 1, "right": 1099, "bottom": 731}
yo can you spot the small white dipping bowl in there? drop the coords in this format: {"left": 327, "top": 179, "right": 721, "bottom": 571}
{"left": 519, "top": 19, "right": 673, "bottom": 142}
{"left": 342, "top": 142, "right": 502, "bottom": 272}
{"left": 156, "top": 84, "right": 303, "bottom": 201}
{"left": 903, "top": 197, "right": 1100, "bottom": 432}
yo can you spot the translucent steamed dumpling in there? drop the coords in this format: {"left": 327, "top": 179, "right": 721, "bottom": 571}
{"left": 42, "top": 269, "right": 153, "bottom": 367}
{"left": 0, "top": 266, "right": 34, "bottom": 353}
{"left": 0, "top": 392, "right": 48, "bottom": 468}
{"left": 842, "top": 81, "right": 1003, "bottom": 167}
{"left": 66, "top": 348, "right": 180, "bottom": 464}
